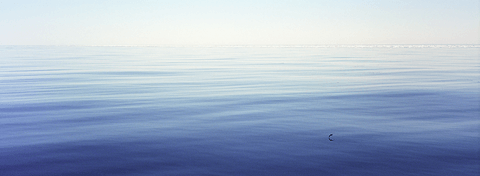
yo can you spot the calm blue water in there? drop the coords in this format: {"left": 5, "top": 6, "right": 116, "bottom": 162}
{"left": 1, "top": 45, "right": 479, "bottom": 176}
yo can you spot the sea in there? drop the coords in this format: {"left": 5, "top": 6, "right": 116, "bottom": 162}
{"left": 0, "top": 45, "right": 479, "bottom": 176}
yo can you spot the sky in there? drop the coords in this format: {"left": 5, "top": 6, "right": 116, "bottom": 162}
{"left": 0, "top": 0, "right": 478, "bottom": 46}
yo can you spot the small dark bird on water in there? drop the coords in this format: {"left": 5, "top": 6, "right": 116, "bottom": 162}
{"left": 328, "top": 134, "right": 334, "bottom": 141}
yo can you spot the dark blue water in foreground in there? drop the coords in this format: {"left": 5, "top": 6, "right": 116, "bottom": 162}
{"left": 1, "top": 45, "right": 479, "bottom": 176}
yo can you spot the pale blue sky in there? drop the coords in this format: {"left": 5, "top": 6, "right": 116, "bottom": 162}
{"left": 0, "top": 0, "right": 478, "bottom": 45}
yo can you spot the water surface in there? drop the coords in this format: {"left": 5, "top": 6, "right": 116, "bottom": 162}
{"left": 1, "top": 45, "right": 479, "bottom": 175}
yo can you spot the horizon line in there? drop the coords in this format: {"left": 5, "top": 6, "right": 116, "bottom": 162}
{"left": 1, "top": 44, "right": 479, "bottom": 48}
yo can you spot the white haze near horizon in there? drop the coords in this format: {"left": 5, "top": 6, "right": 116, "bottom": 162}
{"left": 0, "top": 0, "right": 478, "bottom": 46}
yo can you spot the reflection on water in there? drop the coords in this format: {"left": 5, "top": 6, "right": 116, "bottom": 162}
{"left": 0, "top": 46, "right": 479, "bottom": 176}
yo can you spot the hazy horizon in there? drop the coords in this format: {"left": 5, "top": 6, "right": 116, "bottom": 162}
{"left": 1, "top": 0, "right": 478, "bottom": 46}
